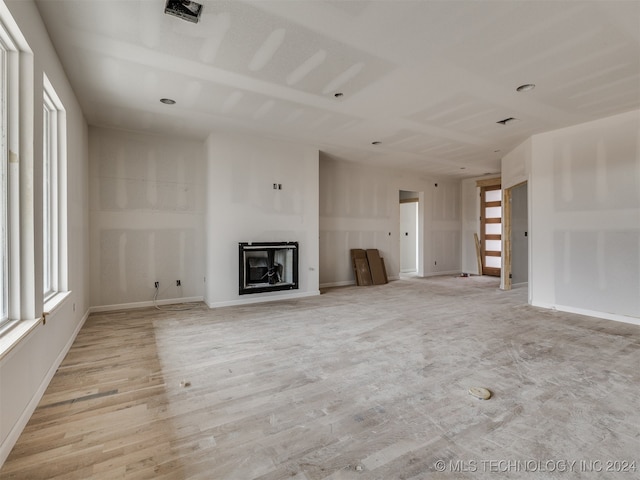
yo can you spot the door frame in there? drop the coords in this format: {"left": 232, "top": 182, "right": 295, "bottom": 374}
{"left": 502, "top": 181, "right": 528, "bottom": 291}
{"left": 398, "top": 190, "right": 424, "bottom": 277}
{"left": 399, "top": 198, "right": 418, "bottom": 273}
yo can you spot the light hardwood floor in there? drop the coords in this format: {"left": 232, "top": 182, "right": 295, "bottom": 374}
{"left": 2, "top": 276, "right": 640, "bottom": 479}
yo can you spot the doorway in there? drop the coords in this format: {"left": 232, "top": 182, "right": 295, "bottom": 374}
{"left": 399, "top": 190, "right": 419, "bottom": 275}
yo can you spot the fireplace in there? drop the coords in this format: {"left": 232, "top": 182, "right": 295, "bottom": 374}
{"left": 239, "top": 242, "right": 299, "bottom": 295}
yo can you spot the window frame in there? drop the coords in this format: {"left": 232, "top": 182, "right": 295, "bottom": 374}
{"left": 0, "top": 19, "right": 16, "bottom": 331}
{"left": 42, "top": 75, "right": 66, "bottom": 304}
{"left": 0, "top": 39, "right": 7, "bottom": 326}
{"left": 42, "top": 89, "right": 56, "bottom": 299}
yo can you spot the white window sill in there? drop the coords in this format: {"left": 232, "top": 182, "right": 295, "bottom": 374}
{"left": 44, "top": 290, "right": 71, "bottom": 317}
{"left": 0, "top": 317, "right": 42, "bottom": 362}
{"left": 0, "top": 291, "right": 71, "bottom": 362}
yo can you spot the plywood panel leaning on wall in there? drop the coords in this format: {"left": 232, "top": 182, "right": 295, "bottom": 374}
{"left": 351, "top": 249, "right": 372, "bottom": 286}
{"left": 366, "top": 249, "right": 388, "bottom": 285}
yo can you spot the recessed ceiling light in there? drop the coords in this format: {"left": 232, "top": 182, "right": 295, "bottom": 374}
{"left": 494, "top": 149, "right": 501, "bottom": 153}
{"left": 334, "top": 92, "right": 344, "bottom": 98}
{"left": 371, "top": 141, "right": 381, "bottom": 145}
{"left": 160, "top": 98, "right": 176, "bottom": 105}
{"left": 516, "top": 83, "right": 536, "bottom": 92}
{"left": 460, "top": 167, "right": 466, "bottom": 170}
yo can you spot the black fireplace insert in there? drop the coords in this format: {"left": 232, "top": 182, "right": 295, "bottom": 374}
{"left": 239, "top": 242, "right": 299, "bottom": 295}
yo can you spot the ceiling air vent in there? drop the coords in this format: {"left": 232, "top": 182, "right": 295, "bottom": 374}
{"left": 496, "top": 117, "right": 518, "bottom": 125}
{"left": 165, "top": 0, "right": 203, "bottom": 24}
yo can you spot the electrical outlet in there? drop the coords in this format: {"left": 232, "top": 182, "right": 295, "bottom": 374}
{"left": 154, "top": 281, "right": 159, "bottom": 288}
{"left": 176, "top": 280, "right": 181, "bottom": 286}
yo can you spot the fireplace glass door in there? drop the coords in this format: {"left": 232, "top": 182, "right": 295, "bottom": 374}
{"left": 239, "top": 242, "right": 298, "bottom": 295}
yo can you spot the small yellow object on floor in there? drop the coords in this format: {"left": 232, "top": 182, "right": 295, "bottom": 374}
{"left": 469, "top": 386, "right": 491, "bottom": 400}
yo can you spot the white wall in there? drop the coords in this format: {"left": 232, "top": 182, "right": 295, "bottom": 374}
{"left": 205, "top": 132, "right": 319, "bottom": 307}
{"left": 502, "top": 137, "right": 532, "bottom": 190}
{"left": 529, "top": 110, "right": 640, "bottom": 323}
{"left": 0, "top": 0, "right": 89, "bottom": 465}
{"left": 89, "top": 127, "right": 205, "bottom": 309}
{"left": 429, "top": 180, "right": 462, "bottom": 276}
{"left": 460, "top": 178, "right": 480, "bottom": 275}
{"left": 319, "top": 156, "right": 461, "bottom": 286}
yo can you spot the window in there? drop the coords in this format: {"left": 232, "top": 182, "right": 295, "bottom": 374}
{"left": 0, "top": 38, "right": 7, "bottom": 326}
{"left": 42, "top": 77, "right": 65, "bottom": 302}
{"left": 0, "top": 17, "right": 17, "bottom": 330}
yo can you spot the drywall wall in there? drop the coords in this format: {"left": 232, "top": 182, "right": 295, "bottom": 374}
{"left": 460, "top": 178, "right": 480, "bottom": 275}
{"left": 205, "top": 132, "right": 319, "bottom": 307}
{"left": 0, "top": 0, "right": 89, "bottom": 465}
{"left": 319, "top": 156, "right": 461, "bottom": 286}
{"left": 429, "top": 179, "right": 462, "bottom": 275}
{"left": 399, "top": 190, "right": 419, "bottom": 201}
{"left": 530, "top": 109, "right": 640, "bottom": 323}
{"left": 502, "top": 137, "right": 532, "bottom": 190}
{"left": 89, "top": 127, "right": 206, "bottom": 309}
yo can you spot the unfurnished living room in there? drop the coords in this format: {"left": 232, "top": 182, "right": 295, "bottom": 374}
{"left": 0, "top": 0, "right": 639, "bottom": 479}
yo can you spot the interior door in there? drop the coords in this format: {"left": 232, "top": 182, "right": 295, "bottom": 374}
{"left": 481, "top": 185, "right": 502, "bottom": 276}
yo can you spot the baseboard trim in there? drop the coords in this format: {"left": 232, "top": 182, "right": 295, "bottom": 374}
{"left": 89, "top": 296, "right": 204, "bottom": 314}
{"left": 0, "top": 309, "right": 89, "bottom": 467}
{"left": 422, "top": 271, "right": 460, "bottom": 277}
{"left": 320, "top": 280, "right": 355, "bottom": 288}
{"left": 531, "top": 301, "right": 640, "bottom": 327}
{"left": 321, "top": 277, "right": 401, "bottom": 288}
{"left": 206, "top": 291, "right": 320, "bottom": 309}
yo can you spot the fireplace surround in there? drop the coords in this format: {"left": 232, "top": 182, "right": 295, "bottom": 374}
{"left": 239, "top": 242, "right": 299, "bottom": 295}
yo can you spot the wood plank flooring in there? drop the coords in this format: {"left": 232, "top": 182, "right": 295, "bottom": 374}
{"left": 2, "top": 276, "right": 640, "bottom": 479}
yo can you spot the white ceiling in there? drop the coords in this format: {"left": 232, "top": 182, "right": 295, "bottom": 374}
{"left": 36, "top": 0, "right": 640, "bottom": 178}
